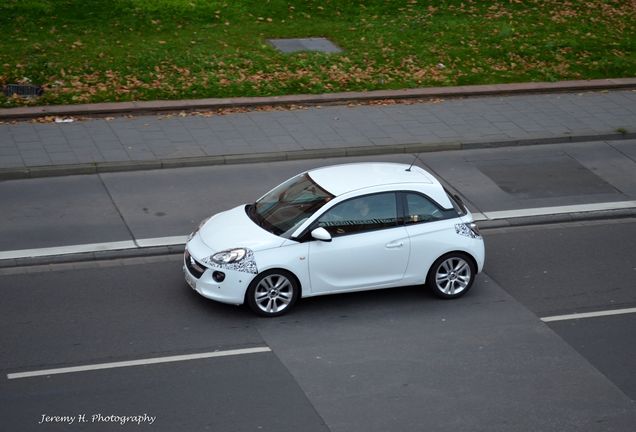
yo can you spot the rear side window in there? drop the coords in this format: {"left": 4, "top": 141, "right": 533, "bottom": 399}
{"left": 317, "top": 192, "right": 398, "bottom": 237}
{"left": 402, "top": 192, "right": 458, "bottom": 225}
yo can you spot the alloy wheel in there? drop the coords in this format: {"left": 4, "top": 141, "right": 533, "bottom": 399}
{"left": 253, "top": 274, "right": 294, "bottom": 314}
{"left": 435, "top": 256, "right": 472, "bottom": 295}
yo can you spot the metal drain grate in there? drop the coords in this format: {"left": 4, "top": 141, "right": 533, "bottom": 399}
{"left": 268, "top": 38, "right": 342, "bottom": 54}
{"left": 3, "top": 84, "right": 44, "bottom": 97}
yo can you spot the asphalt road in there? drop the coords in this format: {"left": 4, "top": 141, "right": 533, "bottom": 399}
{"left": 1, "top": 139, "right": 635, "bottom": 430}
{"left": 1, "top": 219, "right": 635, "bottom": 431}
{"left": 1, "top": 139, "right": 635, "bottom": 252}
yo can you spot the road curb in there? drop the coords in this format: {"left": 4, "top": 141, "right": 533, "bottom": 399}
{"left": 1, "top": 209, "right": 634, "bottom": 269}
{"left": 1, "top": 78, "right": 636, "bottom": 121}
{"left": 0, "top": 245, "right": 185, "bottom": 270}
{"left": 1, "top": 131, "right": 634, "bottom": 180}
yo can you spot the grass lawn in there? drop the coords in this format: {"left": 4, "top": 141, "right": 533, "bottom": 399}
{"left": 1, "top": 0, "right": 634, "bottom": 107}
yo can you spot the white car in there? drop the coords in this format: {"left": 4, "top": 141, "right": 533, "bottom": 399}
{"left": 184, "top": 162, "right": 484, "bottom": 317}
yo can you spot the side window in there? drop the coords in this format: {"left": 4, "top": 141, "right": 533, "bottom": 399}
{"left": 317, "top": 193, "right": 398, "bottom": 237}
{"left": 404, "top": 193, "right": 446, "bottom": 224}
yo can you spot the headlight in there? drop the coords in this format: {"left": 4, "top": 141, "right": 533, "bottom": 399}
{"left": 211, "top": 248, "right": 247, "bottom": 264}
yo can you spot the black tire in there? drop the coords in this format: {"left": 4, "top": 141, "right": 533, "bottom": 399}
{"left": 427, "top": 253, "right": 476, "bottom": 299}
{"left": 246, "top": 269, "right": 299, "bottom": 317}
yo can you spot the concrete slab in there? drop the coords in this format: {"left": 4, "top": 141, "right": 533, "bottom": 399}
{"left": 548, "top": 314, "right": 636, "bottom": 401}
{"left": 483, "top": 219, "right": 636, "bottom": 317}
{"left": 421, "top": 141, "right": 634, "bottom": 212}
{"left": 475, "top": 154, "right": 618, "bottom": 199}
{"left": 256, "top": 276, "right": 636, "bottom": 432}
{"left": 0, "top": 258, "right": 317, "bottom": 431}
{"left": 2, "top": 355, "right": 329, "bottom": 432}
{"left": 269, "top": 37, "right": 343, "bottom": 53}
{"left": 610, "top": 139, "right": 636, "bottom": 161}
{"left": 0, "top": 175, "right": 131, "bottom": 251}
{"left": 561, "top": 140, "right": 636, "bottom": 196}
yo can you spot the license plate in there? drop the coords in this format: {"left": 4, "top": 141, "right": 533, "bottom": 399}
{"left": 184, "top": 268, "right": 196, "bottom": 290}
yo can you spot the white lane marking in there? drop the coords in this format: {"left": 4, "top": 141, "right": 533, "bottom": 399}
{"left": 473, "top": 200, "right": 636, "bottom": 221}
{"left": 7, "top": 347, "right": 272, "bottom": 380}
{"left": 135, "top": 235, "right": 188, "bottom": 247}
{"left": 0, "top": 241, "right": 136, "bottom": 260}
{"left": 1, "top": 200, "right": 635, "bottom": 261}
{"left": 541, "top": 307, "right": 636, "bottom": 323}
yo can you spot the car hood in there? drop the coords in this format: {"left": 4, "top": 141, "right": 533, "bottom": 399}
{"left": 198, "top": 204, "right": 284, "bottom": 253}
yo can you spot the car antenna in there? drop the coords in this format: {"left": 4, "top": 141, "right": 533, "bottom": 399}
{"left": 405, "top": 154, "right": 419, "bottom": 172}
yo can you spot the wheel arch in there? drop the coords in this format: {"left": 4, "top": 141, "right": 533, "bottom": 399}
{"left": 243, "top": 266, "right": 304, "bottom": 303}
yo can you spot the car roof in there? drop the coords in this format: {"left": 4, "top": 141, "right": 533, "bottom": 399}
{"left": 307, "top": 162, "right": 440, "bottom": 196}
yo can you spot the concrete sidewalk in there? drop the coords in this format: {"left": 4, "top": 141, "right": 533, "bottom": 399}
{"left": 1, "top": 86, "right": 636, "bottom": 179}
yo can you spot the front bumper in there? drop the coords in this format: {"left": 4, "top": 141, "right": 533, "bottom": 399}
{"left": 183, "top": 248, "right": 253, "bottom": 305}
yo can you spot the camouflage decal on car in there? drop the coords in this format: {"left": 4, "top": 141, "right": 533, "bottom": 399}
{"left": 455, "top": 223, "right": 480, "bottom": 239}
{"left": 201, "top": 249, "right": 258, "bottom": 274}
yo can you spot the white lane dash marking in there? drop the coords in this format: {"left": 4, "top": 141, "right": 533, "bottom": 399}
{"left": 135, "top": 235, "right": 188, "bottom": 248}
{"left": 7, "top": 347, "right": 271, "bottom": 380}
{"left": 541, "top": 307, "right": 636, "bottom": 323}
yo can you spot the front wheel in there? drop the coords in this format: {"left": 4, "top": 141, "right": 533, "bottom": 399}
{"left": 427, "top": 253, "right": 476, "bottom": 299}
{"left": 246, "top": 270, "right": 299, "bottom": 317}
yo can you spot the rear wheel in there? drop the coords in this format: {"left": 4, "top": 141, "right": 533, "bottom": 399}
{"left": 246, "top": 270, "right": 299, "bottom": 317}
{"left": 427, "top": 253, "right": 475, "bottom": 299}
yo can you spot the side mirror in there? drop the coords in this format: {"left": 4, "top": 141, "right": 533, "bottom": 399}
{"left": 311, "top": 227, "right": 332, "bottom": 242}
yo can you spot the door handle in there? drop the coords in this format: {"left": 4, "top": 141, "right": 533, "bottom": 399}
{"left": 385, "top": 241, "right": 404, "bottom": 249}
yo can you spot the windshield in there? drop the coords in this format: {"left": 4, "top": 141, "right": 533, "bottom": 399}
{"left": 247, "top": 173, "right": 334, "bottom": 238}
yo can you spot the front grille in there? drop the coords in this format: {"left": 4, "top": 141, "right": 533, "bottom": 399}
{"left": 184, "top": 250, "right": 206, "bottom": 279}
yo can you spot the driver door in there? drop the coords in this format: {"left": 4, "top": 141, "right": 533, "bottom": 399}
{"left": 308, "top": 192, "right": 410, "bottom": 294}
